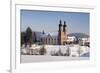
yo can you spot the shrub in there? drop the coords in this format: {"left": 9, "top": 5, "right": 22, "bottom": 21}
{"left": 66, "top": 47, "right": 70, "bottom": 56}
{"left": 39, "top": 46, "right": 46, "bottom": 55}
{"left": 52, "top": 49, "right": 63, "bottom": 56}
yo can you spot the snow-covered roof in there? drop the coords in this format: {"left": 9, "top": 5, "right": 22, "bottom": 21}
{"left": 41, "top": 33, "right": 48, "bottom": 38}
{"left": 41, "top": 32, "right": 58, "bottom": 38}
{"left": 32, "top": 31, "right": 58, "bottom": 39}
{"left": 49, "top": 32, "right": 58, "bottom": 37}
{"left": 67, "top": 36, "right": 76, "bottom": 38}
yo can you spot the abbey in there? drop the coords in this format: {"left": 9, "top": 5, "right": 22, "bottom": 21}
{"left": 32, "top": 20, "right": 75, "bottom": 45}
{"left": 22, "top": 20, "right": 89, "bottom": 46}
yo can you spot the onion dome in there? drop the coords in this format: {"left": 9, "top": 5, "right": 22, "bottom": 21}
{"left": 63, "top": 21, "right": 67, "bottom": 27}
{"left": 59, "top": 20, "right": 62, "bottom": 27}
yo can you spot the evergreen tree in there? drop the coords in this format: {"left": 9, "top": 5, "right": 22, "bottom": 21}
{"left": 25, "top": 27, "right": 33, "bottom": 47}
{"left": 21, "top": 32, "right": 25, "bottom": 47}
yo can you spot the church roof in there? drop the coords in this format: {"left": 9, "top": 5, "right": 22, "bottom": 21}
{"left": 33, "top": 31, "right": 58, "bottom": 39}
{"left": 49, "top": 32, "right": 58, "bottom": 37}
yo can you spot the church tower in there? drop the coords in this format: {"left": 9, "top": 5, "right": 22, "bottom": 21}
{"left": 63, "top": 21, "right": 68, "bottom": 44}
{"left": 58, "top": 20, "right": 63, "bottom": 45}
{"left": 58, "top": 20, "right": 68, "bottom": 45}
{"left": 63, "top": 21, "right": 67, "bottom": 33}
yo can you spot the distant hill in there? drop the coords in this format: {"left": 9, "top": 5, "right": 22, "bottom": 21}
{"left": 68, "top": 33, "right": 89, "bottom": 39}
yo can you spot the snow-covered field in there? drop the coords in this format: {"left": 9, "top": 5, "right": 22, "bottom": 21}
{"left": 21, "top": 55, "right": 89, "bottom": 63}
{"left": 21, "top": 44, "right": 89, "bottom": 57}
{"left": 21, "top": 44, "right": 90, "bottom": 63}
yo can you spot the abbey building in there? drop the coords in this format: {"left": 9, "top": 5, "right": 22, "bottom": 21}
{"left": 22, "top": 20, "right": 89, "bottom": 46}
{"left": 31, "top": 20, "right": 76, "bottom": 45}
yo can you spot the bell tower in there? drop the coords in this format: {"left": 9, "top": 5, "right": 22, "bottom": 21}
{"left": 58, "top": 20, "right": 68, "bottom": 45}
{"left": 58, "top": 20, "right": 62, "bottom": 45}
{"left": 63, "top": 21, "right": 67, "bottom": 33}
{"left": 63, "top": 21, "right": 68, "bottom": 44}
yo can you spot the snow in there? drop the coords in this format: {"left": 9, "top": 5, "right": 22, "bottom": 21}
{"left": 21, "top": 44, "right": 89, "bottom": 56}
{"left": 21, "top": 55, "right": 89, "bottom": 63}
{"left": 21, "top": 44, "right": 90, "bottom": 63}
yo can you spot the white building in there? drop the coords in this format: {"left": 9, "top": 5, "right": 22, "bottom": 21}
{"left": 79, "top": 37, "right": 90, "bottom": 46}
{"left": 67, "top": 36, "right": 77, "bottom": 43}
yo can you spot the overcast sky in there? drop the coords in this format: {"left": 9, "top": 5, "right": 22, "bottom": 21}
{"left": 21, "top": 10, "right": 89, "bottom": 34}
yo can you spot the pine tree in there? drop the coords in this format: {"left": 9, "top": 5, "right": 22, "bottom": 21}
{"left": 25, "top": 27, "right": 33, "bottom": 47}
{"left": 21, "top": 32, "right": 25, "bottom": 47}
